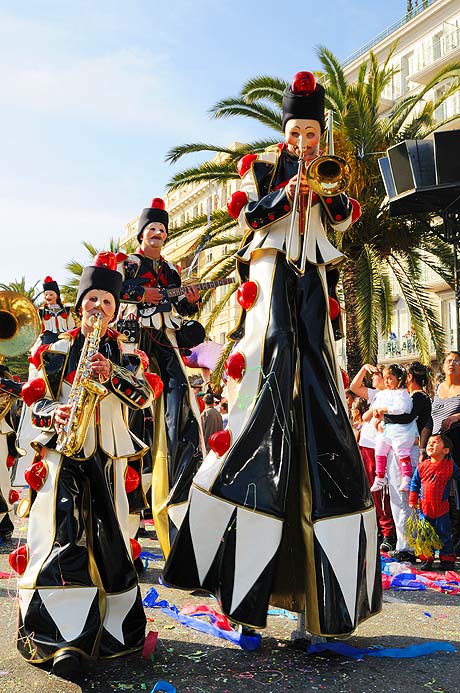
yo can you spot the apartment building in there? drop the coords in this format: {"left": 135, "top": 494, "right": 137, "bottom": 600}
{"left": 122, "top": 0, "right": 460, "bottom": 360}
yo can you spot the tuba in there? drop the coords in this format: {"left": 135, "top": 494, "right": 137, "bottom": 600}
{"left": 0, "top": 291, "right": 41, "bottom": 420}
{"left": 0, "top": 291, "right": 41, "bottom": 361}
{"left": 286, "top": 112, "right": 351, "bottom": 275}
{"left": 56, "top": 313, "right": 108, "bottom": 457}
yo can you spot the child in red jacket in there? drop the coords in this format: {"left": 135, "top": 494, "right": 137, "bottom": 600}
{"left": 409, "top": 433, "right": 460, "bottom": 570}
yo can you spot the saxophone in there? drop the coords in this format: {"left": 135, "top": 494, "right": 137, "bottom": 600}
{"left": 56, "top": 313, "right": 109, "bottom": 456}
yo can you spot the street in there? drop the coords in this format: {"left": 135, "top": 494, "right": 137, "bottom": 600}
{"left": 1, "top": 516, "right": 459, "bottom": 693}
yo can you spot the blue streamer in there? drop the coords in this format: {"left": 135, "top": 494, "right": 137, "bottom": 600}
{"left": 140, "top": 551, "right": 163, "bottom": 569}
{"left": 151, "top": 682, "right": 176, "bottom": 693}
{"left": 307, "top": 641, "right": 456, "bottom": 660}
{"left": 267, "top": 608, "right": 297, "bottom": 620}
{"left": 143, "top": 588, "right": 261, "bottom": 651}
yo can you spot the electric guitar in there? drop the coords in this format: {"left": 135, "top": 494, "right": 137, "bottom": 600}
{"left": 138, "top": 277, "right": 235, "bottom": 317}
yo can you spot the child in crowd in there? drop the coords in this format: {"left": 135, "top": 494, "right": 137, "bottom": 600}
{"left": 370, "top": 364, "right": 418, "bottom": 493}
{"left": 409, "top": 434, "right": 460, "bottom": 570}
{"left": 351, "top": 397, "right": 368, "bottom": 442}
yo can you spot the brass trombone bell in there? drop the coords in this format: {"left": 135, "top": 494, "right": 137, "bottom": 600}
{"left": 305, "top": 154, "right": 351, "bottom": 197}
{"left": 0, "top": 291, "right": 41, "bottom": 358}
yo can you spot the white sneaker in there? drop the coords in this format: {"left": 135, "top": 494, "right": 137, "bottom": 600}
{"left": 399, "top": 476, "right": 412, "bottom": 492}
{"left": 370, "top": 477, "right": 386, "bottom": 492}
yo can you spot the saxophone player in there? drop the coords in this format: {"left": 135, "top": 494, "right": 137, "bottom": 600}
{"left": 11, "top": 253, "right": 157, "bottom": 679}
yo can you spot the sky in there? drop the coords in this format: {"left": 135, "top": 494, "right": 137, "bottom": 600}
{"left": 0, "top": 0, "right": 410, "bottom": 291}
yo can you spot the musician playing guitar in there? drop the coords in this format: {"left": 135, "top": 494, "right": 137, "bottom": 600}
{"left": 117, "top": 198, "right": 205, "bottom": 559}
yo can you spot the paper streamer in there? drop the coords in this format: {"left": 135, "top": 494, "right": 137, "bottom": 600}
{"left": 307, "top": 641, "right": 456, "bottom": 659}
{"left": 143, "top": 588, "right": 261, "bottom": 651}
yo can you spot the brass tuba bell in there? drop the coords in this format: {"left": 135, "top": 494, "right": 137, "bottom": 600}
{"left": 0, "top": 291, "right": 41, "bottom": 361}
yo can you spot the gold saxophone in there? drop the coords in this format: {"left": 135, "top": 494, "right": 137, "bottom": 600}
{"left": 56, "top": 313, "right": 109, "bottom": 456}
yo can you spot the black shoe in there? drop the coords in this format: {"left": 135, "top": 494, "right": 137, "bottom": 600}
{"left": 419, "top": 560, "right": 434, "bottom": 571}
{"left": 388, "top": 550, "right": 416, "bottom": 564}
{"left": 0, "top": 532, "right": 13, "bottom": 544}
{"left": 380, "top": 535, "right": 397, "bottom": 552}
{"left": 439, "top": 561, "right": 456, "bottom": 571}
{"left": 52, "top": 650, "right": 81, "bottom": 679}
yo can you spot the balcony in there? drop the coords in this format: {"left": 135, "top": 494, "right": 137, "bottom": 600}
{"left": 378, "top": 335, "right": 420, "bottom": 361}
{"left": 342, "top": 0, "right": 439, "bottom": 68}
{"left": 410, "top": 26, "right": 460, "bottom": 84}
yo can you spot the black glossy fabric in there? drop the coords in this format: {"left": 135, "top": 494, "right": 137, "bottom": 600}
{"left": 139, "top": 327, "right": 201, "bottom": 510}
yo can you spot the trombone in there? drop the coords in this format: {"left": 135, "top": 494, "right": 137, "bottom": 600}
{"left": 286, "top": 111, "right": 351, "bottom": 275}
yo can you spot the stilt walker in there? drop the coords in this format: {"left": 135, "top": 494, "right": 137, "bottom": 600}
{"left": 164, "top": 72, "right": 381, "bottom": 638}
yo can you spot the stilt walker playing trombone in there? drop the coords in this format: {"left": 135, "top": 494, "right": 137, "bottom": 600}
{"left": 164, "top": 72, "right": 382, "bottom": 639}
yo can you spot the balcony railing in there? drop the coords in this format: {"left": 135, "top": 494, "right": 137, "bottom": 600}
{"left": 342, "top": 0, "right": 439, "bottom": 67}
{"left": 378, "top": 336, "right": 420, "bottom": 360}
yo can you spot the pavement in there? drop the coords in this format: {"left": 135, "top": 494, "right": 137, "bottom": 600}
{"left": 1, "top": 515, "right": 460, "bottom": 693}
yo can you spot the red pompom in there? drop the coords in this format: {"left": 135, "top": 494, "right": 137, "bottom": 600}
{"left": 350, "top": 198, "right": 362, "bottom": 224}
{"left": 130, "top": 538, "right": 142, "bottom": 561}
{"left": 151, "top": 198, "right": 165, "bottom": 210}
{"left": 9, "top": 490, "right": 20, "bottom": 504}
{"left": 341, "top": 368, "right": 350, "bottom": 390}
{"left": 208, "top": 429, "right": 232, "bottom": 457}
{"left": 145, "top": 372, "right": 164, "bottom": 399}
{"left": 6, "top": 454, "right": 15, "bottom": 469}
{"left": 9, "top": 545, "right": 28, "bottom": 575}
{"left": 43, "top": 276, "right": 54, "bottom": 283}
{"left": 125, "top": 466, "right": 140, "bottom": 494}
{"left": 93, "top": 251, "right": 117, "bottom": 271}
{"left": 291, "top": 71, "right": 316, "bottom": 95}
{"left": 24, "top": 460, "right": 48, "bottom": 491}
{"left": 237, "top": 281, "right": 258, "bottom": 310}
{"left": 115, "top": 251, "right": 128, "bottom": 263}
{"left": 237, "top": 154, "right": 258, "bottom": 178}
{"left": 224, "top": 352, "right": 246, "bottom": 382}
{"left": 328, "top": 297, "right": 341, "bottom": 321}
{"left": 21, "top": 378, "right": 46, "bottom": 406}
{"left": 227, "top": 191, "right": 248, "bottom": 220}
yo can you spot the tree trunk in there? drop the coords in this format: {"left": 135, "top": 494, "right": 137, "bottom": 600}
{"left": 342, "top": 263, "right": 365, "bottom": 378}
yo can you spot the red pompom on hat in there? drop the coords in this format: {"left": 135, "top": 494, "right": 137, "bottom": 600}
{"left": 137, "top": 197, "right": 169, "bottom": 242}
{"left": 291, "top": 71, "right": 316, "bottom": 95}
{"left": 93, "top": 251, "right": 118, "bottom": 271}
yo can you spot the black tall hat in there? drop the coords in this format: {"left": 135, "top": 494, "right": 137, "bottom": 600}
{"left": 137, "top": 197, "right": 169, "bottom": 242}
{"left": 43, "top": 276, "right": 60, "bottom": 297}
{"left": 282, "top": 71, "right": 326, "bottom": 132}
{"left": 75, "top": 252, "right": 122, "bottom": 315}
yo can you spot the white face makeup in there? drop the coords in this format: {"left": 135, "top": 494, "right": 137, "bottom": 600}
{"left": 141, "top": 222, "right": 167, "bottom": 251}
{"left": 81, "top": 289, "right": 116, "bottom": 333}
{"left": 284, "top": 118, "right": 322, "bottom": 160}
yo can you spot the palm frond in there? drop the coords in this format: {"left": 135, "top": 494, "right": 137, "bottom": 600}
{"left": 167, "top": 161, "right": 239, "bottom": 192}
{"left": 239, "top": 75, "right": 288, "bottom": 107}
{"left": 165, "top": 143, "right": 236, "bottom": 165}
{"left": 210, "top": 99, "right": 282, "bottom": 132}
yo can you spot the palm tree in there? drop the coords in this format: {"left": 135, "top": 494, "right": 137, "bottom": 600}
{"left": 165, "top": 45, "right": 460, "bottom": 374}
